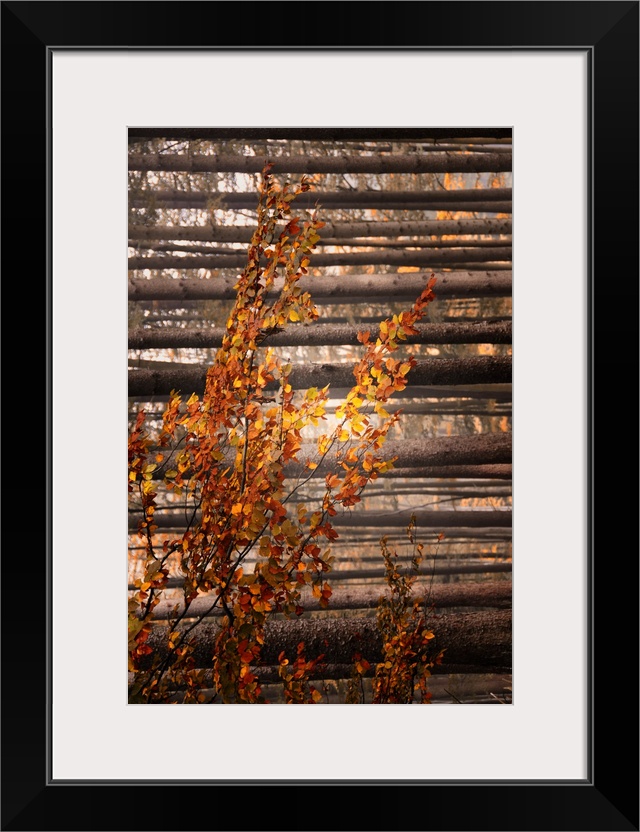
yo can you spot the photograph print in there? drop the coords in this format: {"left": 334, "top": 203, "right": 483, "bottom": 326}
{"left": 127, "top": 128, "right": 513, "bottom": 705}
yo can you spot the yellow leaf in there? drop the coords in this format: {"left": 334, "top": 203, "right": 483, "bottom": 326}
{"left": 231, "top": 503, "right": 242, "bottom": 516}
{"left": 289, "top": 309, "right": 300, "bottom": 322}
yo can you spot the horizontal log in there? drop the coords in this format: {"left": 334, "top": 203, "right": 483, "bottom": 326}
{"left": 324, "top": 534, "right": 513, "bottom": 545}
{"left": 324, "top": 539, "right": 512, "bottom": 550}
{"left": 342, "top": 547, "right": 512, "bottom": 558}
{"left": 335, "top": 538, "right": 510, "bottom": 552}
{"left": 133, "top": 381, "right": 511, "bottom": 398}
{"left": 146, "top": 463, "right": 513, "bottom": 482}
{"left": 128, "top": 128, "right": 512, "bottom": 141}
{"left": 128, "top": 355, "right": 511, "bottom": 397}
{"left": 380, "top": 464, "right": 512, "bottom": 479}
{"left": 139, "top": 609, "right": 512, "bottom": 670}
{"left": 128, "top": 270, "right": 512, "bottom": 303}
{"left": 302, "top": 560, "right": 512, "bottom": 586}
{"left": 147, "top": 580, "right": 512, "bottom": 620}
{"left": 141, "top": 432, "right": 511, "bottom": 470}
{"left": 133, "top": 381, "right": 512, "bottom": 403}
{"left": 137, "top": 669, "right": 513, "bottom": 697}
{"left": 128, "top": 246, "right": 512, "bottom": 271}
{"left": 129, "top": 152, "right": 511, "bottom": 175}
{"left": 129, "top": 320, "right": 512, "bottom": 350}
{"left": 338, "top": 509, "right": 511, "bottom": 528}
{"left": 130, "top": 507, "right": 511, "bottom": 532}
{"left": 133, "top": 197, "right": 513, "bottom": 214}
{"left": 129, "top": 186, "right": 512, "bottom": 212}
{"left": 133, "top": 238, "right": 512, "bottom": 255}
{"left": 128, "top": 218, "right": 512, "bottom": 243}
{"left": 139, "top": 401, "right": 510, "bottom": 418}
{"left": 129, "top": 563, "right": 512, "bottom": 595}
{"left": 145, "top": 434, "right": 513, "bottom": 473}
{"left": 130, "top": 666, "right": 512, "bottom": 695}
{"left": 151, "top": 673, "right": 512, "bottom": 698}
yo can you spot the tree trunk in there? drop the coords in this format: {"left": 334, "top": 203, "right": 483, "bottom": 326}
{"left": 141, "top": 434, "right": 513, "bottom": 472}
{"left": 132, "top": 197, "right": 513, "bottom": 214}
{"left": 333, "top": 509, "right": 511, "bottom": 528}
{"left": 128, "top": 271, "right": 513, "bottom": 303}
{"left": 140, "top": 610, "right": 512, "bottom": 670}
{"left": 128, "top": 247, "right": 512, "bottom": 271}
{"left": 127, "top": 355, "right": 511, "bottom": 397}
{"left": 380, "top": 465, "right": 512, "bottom": 479}
{"left": 128, "top": 218, "right": 513, "bottom": 243}
{"left": 167, "top": 462, "right": 514, "bottom": 482}
{"left": 133, "top": 239, "right": 512, "bottom": 254}
{"left": 145, "top": 463, "right": 513, "bottom": 482}
{"left": 132, "top": 508, "right": 511, "bottom": 532}
{"left": 132, "top": 385, "right": 512, "bottom": 405}
{"left": 128, "top": 320, "right": 512, "bottom": 349}
{"left": 147, "top": 580, "right": 512, "bottom": 620}
{"left": 128, "top": 152, "right": 512, "bottom": 175}
{"left": 136, "top": 400, "right": 511, "bottom": 416}
{"left": 324, "top": 530, "right": 513, "bottom": 542}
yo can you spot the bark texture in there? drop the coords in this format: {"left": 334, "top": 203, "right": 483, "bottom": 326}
{"left": 128, "top": 271, "right": 513, "bottom": 302}
{"left": 129, "top": 561, "right": 512, "bottom": 593}
{"left": 130, "top": 508, "right": 511, "bottom": 532}
{"left": 141, "top": 610, "right": 512, "bottom": 670}
{"left": 130, "top": 186, "right": 512, "bottom": 207}
{"left": 129, "top": 321, "right": 512, "bottom": 349}
{"left": 129, "top": 152, "right": 512, "bottom": 175}
{"left": 148, "top": 580, "right": 512, "bottom": 620}
{"left": 146, "top": 462, "right": 513, "bottom": 482}
{"left": 128, "top": 355, "right": 512, "bottom": 397}
{"left": 128, "top": 218, "right": 512, "bottom": 243}
{"left": 133, "top": 197, "right": 512, "bottom": 214}
{"left": 128, "top": 247, "right": 512, "bottom": 271}
{"left": 142, "top": 434, "right": 513, "bottom": 476}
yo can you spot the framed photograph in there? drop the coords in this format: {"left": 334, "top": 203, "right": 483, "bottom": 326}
{"left": 2, "top": 2, "right": 637, "bottom": 830}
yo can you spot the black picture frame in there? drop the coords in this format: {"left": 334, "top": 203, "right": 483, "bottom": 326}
{"left": 2, "top": 2, "right": 638, "bottom": 830}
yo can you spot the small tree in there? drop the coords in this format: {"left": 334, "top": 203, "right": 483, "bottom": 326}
{"left": 371, "top": 519, "right": 445, "bottom": 703}
{"left": 128, "top": 167, "right": 438, "bottom": 703}
{"left": 344, "top": 522, "right": 445, "bottom": 705}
